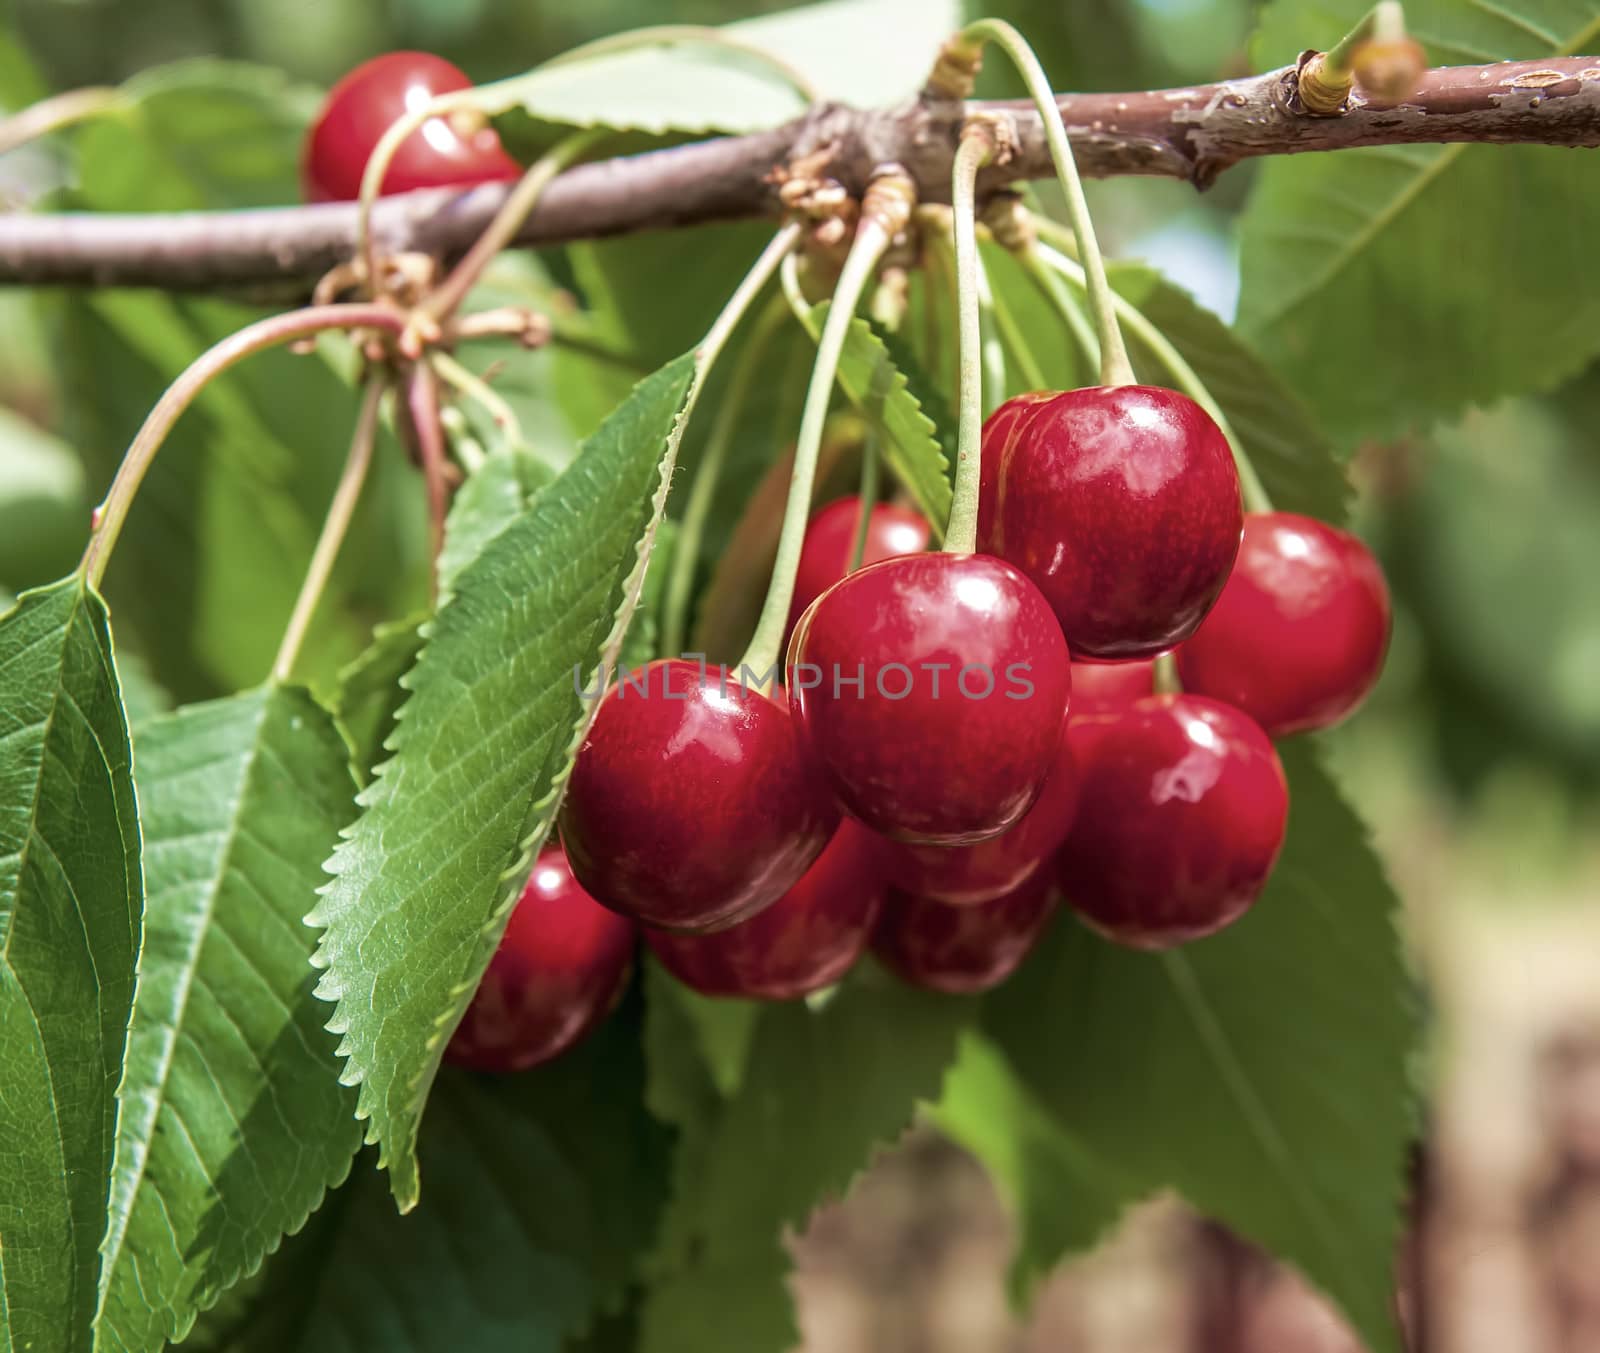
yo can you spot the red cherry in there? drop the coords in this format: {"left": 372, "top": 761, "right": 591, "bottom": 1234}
{"left": 645, "top": 819, "right": 884, "bottom": 1000}
{"left": 1176, "top": 512, "right": 1392, "bottom": 736}
{"left": 1070, "top": 658, "right": 1155, "bottom": 716}
{"left": 980, "top": 385, "right": 1243, "bottom": 659}
{"left": 788, "top": 496, "right": 931, "bottom": 632}
{"left": 1056, "top": 695, "right": 1288, "bottom": 949}
{"left": 559, "top": 660, "right": 837, "bottom": 932}
{"left": 880, "top": 717, "right": 1078, "bottom": 906}
{"left": 302, "top": 51, "right": 521, "bottom": 203}
{"left": 446, "top": 843, "right": 634, "bottom": 1073}
{"left": 788, "top": 552, "right": 1071, "bottom": 845}
{"left": 871, "top": 871, "right": 1057, "bottom": 994}
{"left": 977, "top": 391, "right": 1056, "bottom": 548}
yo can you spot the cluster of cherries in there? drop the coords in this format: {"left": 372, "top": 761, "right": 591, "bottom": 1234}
{"left": 297, "top": 54, "right": 1391, "bottom": 1076}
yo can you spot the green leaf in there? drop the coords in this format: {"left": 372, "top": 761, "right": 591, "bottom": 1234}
{"left": 96, "top": 685, "right": 361, "bottom": 1351}
{"left": 0, "top": 403, "right": 87, "bottom": 591}
{"left": 799, "top": 301, "right": 953, "bottom": 536}
{"left": 1241, "top": 0, "right": 1600, "bottom": 444}
{"left": 437, "top": 446, "right": 556, "bottom": 599}
{"left": 985, "top": 742, "right": 1416, "bottom": 1353}
{"left": 330, "top": 617, "right": 427, "bottom": 785}
{"left": 1110, "top": 261, "right": 1351, "bottom": 522}
{"left": 642, "top": 975, "right": 973, "bottom": 1352}
{"left": 311, "top": 354, "right": 697, "bottom": 1210}
{"left": 0, "top": 577, "right": 141, "bottom": 1353}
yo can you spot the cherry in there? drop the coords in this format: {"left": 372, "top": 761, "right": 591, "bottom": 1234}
{"left": 1176, "top": 512, "right": 1392, "bottom": 737}
{"left": 880, "top": 716, "right": 1078, "bottom": 906}
{"left": 446, "top": 843, "right": 634, "bottom": 1073}
{"left": 979, "top": 386, "right": 1243, "bottom": 659}
{"left": 977, "top": 390, "right": 1055, "bottom": 549}
{"left": 788, "top": 496, "right": 931, "bottom": 632}
{"left": 872, "top": 871, "right": 1057, "bottom": 995}
{"left": 559, "top": 660, "right": 837, "bottom": 933}
{"left": 302, "top": 51, "right": 521, "bottom": 203}
{"left": 1056, "top": 694, "right": 1288, "bottom": 949}
{"left": 645, "top": 819, "right": 884, "bottom": 1000}
{"left": 1070, "top": 658, "right": 1155, "bottom": 716}
{"left": 787, "top": 552, "right": 1071, "bottom": 845}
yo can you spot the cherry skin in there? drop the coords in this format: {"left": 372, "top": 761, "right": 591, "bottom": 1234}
{"left": 788, "top": 496, "right": 931, "bottom": 632}
{"left": 1070, "top": 659, "right": 1155, "bottom": 716}
{"left": 645, "top": 819, "right": 884, "bottom": 1000}
{"left": 788, "top": 552, "right": 1071, "bottom": 845}
{"left": 1176, "top": 512, "right": 1392, "bottom": 737}
{"left": 446, "top": 843, "right": 634, "bottom": 1073}
{"left": 872, "top": 871, "right": 1057, "bottom": 995}
{"left": 979, "top": 385, "right": 1243, "bottom": 659}
{"left": 880, "top": 716, "right": 1078, "bottom": 906}
{"left": 559, "top": 660, "right": 837, "bottom": 933}
{"left": 302, "top": 51, "right": 521, "bottom": 203}
{"left": 1056, "top": 694, "right": 1288, "bottom": 949}
{"left": 977, "top": 391, "right": 1056, "bottom": 548}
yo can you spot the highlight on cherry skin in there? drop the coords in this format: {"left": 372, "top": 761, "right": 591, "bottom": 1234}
{"left": 787, "top": 495, "right": 933, "bottom": 634}
{"left": 302, "top": 50, "right": 521, "bottom": 203}
{"left": 872, "top": 870, "right": 1058, "bottom": 996}
{"left": 645, "top": 819, "right": 885, "bottom": 1000}
{"left": 787, "top": 550, "right": 1072, "bottom": 846}
{"left": 559, "top": 659, "right": 838, "bottom": 934}
{"left": 1056, "top": 694, "right": 1289, "bottom": 950}
{"left": 446, "top": 842, "right": 635, "bottom": 1074}
{"left": 979, "top": 386, "right": 1243, "bottom": 660}
{"left": 1177, "top": 511, "right": 1393, "bottom": 737}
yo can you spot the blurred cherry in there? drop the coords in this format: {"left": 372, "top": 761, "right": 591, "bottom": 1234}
{"left": 872, "top": 872, "right": 1057, "bottom": 994}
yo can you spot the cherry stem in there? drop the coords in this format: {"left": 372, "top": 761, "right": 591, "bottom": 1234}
{"left": 79, "top": 302, "right": 406, "bottom": 588}
{"left": 738, "top": 172, "right": 912, "bottom": 678}
{"left": 0, "top": 85, "right": 122, "bottom": 156}
{"left": 958, "top": 19, "right": 1134, "bottom": 388}
{"left": 429, "top": 348, "right": 524, "bottom": 451}
{"left": 661, "top": 291, "right": 790, "bottom": 659}
{"left": 271, "top": 374, "right": 386, "bottom": 682}
{"left": 1330, "top": 1, "right": 1405, "bottom": 73}
{"left": 847, "top": 432, "right": 881, "bottom": 573}
{"left": 1017, "top": 243, "right": 1101, "bottom": 380}
{"left": 1153, "top": 652, "right": 1182, "bottom": 695}
{"left": 405, "top": 360, "right": 451, "bottom": 598}
{"left": 1031, "top": 236, "right": 1274, "bottom": 515}
{"left": 422, "top": 128, "right": 606, "bottom": 322}
{"left": 945, "top": 128, "right": 996, "bottom": 555}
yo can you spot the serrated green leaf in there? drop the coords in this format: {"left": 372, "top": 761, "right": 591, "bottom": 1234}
{"left": 311, "top": 354, "right": 696, "bottom": 1210}
{"left": 642, "top": 975, "right": 973, "bottom": 1353}
{"left": 330, "top": 616, "right": 427, "bottom": 785}
{"left": 799, "top": 301, "right": 952, "bottom": 537}
{"left": 437, "top": 446, "right": 556, "bottom": 599}
{"left": 95, "top": 685, "right": 361, "bottom": 1352}
{"left": 985, "top": 742, "right": 1415, "bottom": 1353}
{"left": 1241, "top": 0, "right": 1600, "bottom": 444}
{"left": 1110, "top": 261, "right": 1352, "bottom": 522}
{"left": 0, "top": 577, "right": 141, "bottom": 1353}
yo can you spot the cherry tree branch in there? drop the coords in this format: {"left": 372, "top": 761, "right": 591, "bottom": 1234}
{"left": 1, "top": 55, "right": 1596, "bottom": 291}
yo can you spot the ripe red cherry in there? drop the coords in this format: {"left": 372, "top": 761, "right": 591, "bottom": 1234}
{"left": 977, "top": 390, "right": 1055, "bottom": 547}
{"left": 872, "top": 871, "right": 1057, "bottom": 994}
{"left": 645, "top": 819, "right": 884, "bottom": 1000}
{"left": 446, "top": 843, "right": 634, "bottom": 1073}
{"left": 1176, "top": 512, "right": 1392, "bottom": 737}
{"left": 1057, "top": 695, "right": 1288, "bottom": 949}
{"left": 788, "top": 552, "right": 1071, "bottom": 845}
{"left": 979, "top": 385, "right": 1243, "bottom": 659}
{"left": 1070, "top": 659, "right": 1155, "bottom": 716}
{"left": 560, "top": 660, "right": 837, "bottom": 933}
{"left": 302, "top": 51, "right": 520, "bottom": 203}
{"left": 881, "top": 717, "right": 1078, "bottom": 906}
{"left": 788, "top": 496, "right": 931, "bottom": 631}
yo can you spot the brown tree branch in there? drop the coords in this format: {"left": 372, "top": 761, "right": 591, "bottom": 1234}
{"left": 1, "top": 56, "right": 1596, "bottom": 291}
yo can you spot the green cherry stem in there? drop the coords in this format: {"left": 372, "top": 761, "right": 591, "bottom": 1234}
{"left": 957, "top": 18, "right": 1134, "bottom": 388}
{"left": 271, "top": 374, "right": 387, "bottom": 682}
{"left": 945, "top": 127, "right": 996, "bottom": 555}
{"left": 973, "top": 243, "right": 1008, "bottom": 415}
{"left": 428, "top": 349, "right": 525, "bottom": 452}
{"left": 661, "top": 291, "right": 791, "bottom": 659}
{"left": 1031, "top": 237, "right": 1274, "bottom": 514}
{"left": 80, "top": 302, "right": 408, "bottom": 588}
{"left": 1153, "top": 651, "right": 1182, "bottom": 695}
{"left": 738, "top": 170, "right": 914, "bottom": 678}
{"left": 846, "top": 431, "right": 881, "bottom": 573}
{"left": 1017, "top": 243, "right": 1101, "bottom": 380}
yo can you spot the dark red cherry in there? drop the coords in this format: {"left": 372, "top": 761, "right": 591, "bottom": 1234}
{"left": 1177, "top": 512, "right": 1392, "bottom": 737}
{"left": 1070, "top": 659, "right": 1155, "bottom": 716}
{"left": 1057, "top": 695, "right": 1288, "bottom": 949}
{"left": 881, "top": 716, "right": 1078, "bottom": 906}
{"left": 302, "top": 51, "right": 521, "bottom": 203}
{"left": 788, "top": 496, "right": 931, "bottom": 631}
{"left": 977, "top": 391, "right": 1056, "bottom": 548}
{"left": 872, "top": 871, "right": 1057, "bottom": 994}
{"left": 560, "top": 660, "right": 837, "bottom": 933}
{"left": 980, "top": 385, "right": 1243, "bottom": 659}
{"left": 788, "top": 552, "right": 1071, "bottom": 845}
{"left": 446, "top": 843, "right": 634, "bottom": 1073}
{"left": 645, "top": 819, "right": 884, "bottom": 1000}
